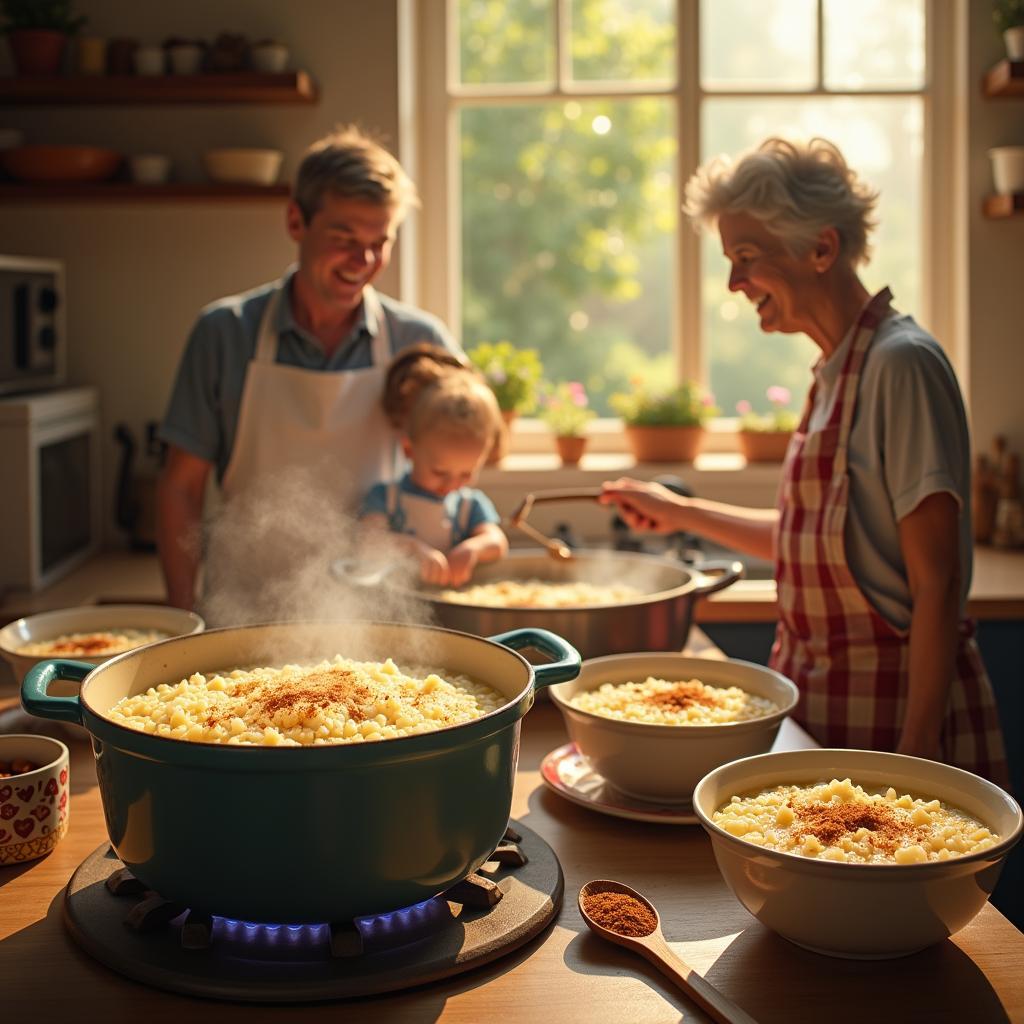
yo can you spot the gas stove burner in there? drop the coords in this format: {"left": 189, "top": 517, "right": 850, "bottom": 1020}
{"left": 63, "top": 819, "right": 562, "bottom": 1002}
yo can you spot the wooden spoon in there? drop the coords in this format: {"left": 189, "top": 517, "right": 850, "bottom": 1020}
{"left": 511, "top": 518, "right": 573, "bottom": 561}
{"left": 578, "top": 879, "right": 758, "bottom": 1024}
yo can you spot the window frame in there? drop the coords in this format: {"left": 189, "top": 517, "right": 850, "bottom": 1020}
{"left": 406, "top": 0, "right": 957, "bottom": 456}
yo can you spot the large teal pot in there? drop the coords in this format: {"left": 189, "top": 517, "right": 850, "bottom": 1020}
{"left": 22, "top": 621, "right": 579, "bottom": 924}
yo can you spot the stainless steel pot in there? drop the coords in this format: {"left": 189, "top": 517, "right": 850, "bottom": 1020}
{"left": 416, "top": 551, "right": 743, "bottom": 659}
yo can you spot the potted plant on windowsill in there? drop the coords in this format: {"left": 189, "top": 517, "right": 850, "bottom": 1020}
{"left": 467, "top": 340, "right": 543, "bottom": 465}
{"left": 539, "top": 381, "right": 595, "bottom": 466}
{"left": 1, "top": 0, "right": 87, "bottom": 76}
{"left": 736, "top": 385, "right": 799, "bottom": 463}
{"left": 610, "top": 379, "right": 718, "bottom": 464}
{"left": 994, "top": 0, "right": 1024, "bottom": 60}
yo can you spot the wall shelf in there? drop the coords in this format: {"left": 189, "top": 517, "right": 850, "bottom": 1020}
{"left": 983, "top": 59, "right": 1024, "bottom": 97}
{"left": 0, "top": 182, "right": 291, "bottom": 202}
{"left": 983, "top": 192, "right": 1024, "bottom": 217}
{"left": 0, "top": 71, "right": 317, "bottom": 105}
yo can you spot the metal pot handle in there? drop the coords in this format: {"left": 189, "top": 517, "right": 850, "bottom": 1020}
{"left": 686, "top": 559, "right": 746, "bottom": 597}
{"left": 21, "top": 660, "right": 90, "bottom": 724}
{"left": 487, "top": 628, "right": 581, "bottom": 689}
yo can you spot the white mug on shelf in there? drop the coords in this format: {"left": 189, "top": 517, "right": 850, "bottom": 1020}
{"left": 988, "top": 146, "right": 1024, "bottom": 195}
{"left": 130, "top": 153, "right": 171, "bottom": 185}
{"left": 167, "top": 43, "right": 203, "bottom": 75}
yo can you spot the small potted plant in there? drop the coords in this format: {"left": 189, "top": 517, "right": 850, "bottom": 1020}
{"left": 994, "top": 0, "right": 1024, "bottom": 60}
{"left": 1, "top": 0, "right": 86, "bottom": 75}
{"left": 467, "top": 340, "right": 543, "bottom": 464}
{"left": 735, "top": 385, "right": 799, "bottom": 463}
{"left": 610, "top": 379, "right": 718, "bottom": 463}
{"left": 539, "top": 381, "right": 596, "bottom": 466}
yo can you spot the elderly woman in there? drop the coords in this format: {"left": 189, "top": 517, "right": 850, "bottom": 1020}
{"left": 601, "top": 137, "right": 1009, "bottom": 785}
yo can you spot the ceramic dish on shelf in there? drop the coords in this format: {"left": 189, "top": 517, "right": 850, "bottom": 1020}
{"left": 540, "top": 742, "right": 699, "bottom": 825}
{"left": 202, "top": 147, "right": 283, "bottom": 185}
{"left": 1, "top": 145, "right": 122, "bottom": 183}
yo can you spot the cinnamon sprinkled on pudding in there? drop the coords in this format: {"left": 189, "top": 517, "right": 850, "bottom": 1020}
{"left": 713, "top": 778, "right": 1001, "bottom": 864}
{"left": 105, "top": 656, "right": 504, "bottom": 746}
{"left": 569, "top": 676, "right": 777, "bottom": 725}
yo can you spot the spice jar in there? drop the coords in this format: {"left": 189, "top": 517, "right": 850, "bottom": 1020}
{"left": 106, "top": 37, "right": 139, "bottom": 75}
{"left": 76, "top": 35, "right": 107, "bottom": 75}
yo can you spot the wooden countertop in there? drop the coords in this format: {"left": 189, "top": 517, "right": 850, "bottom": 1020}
{"left": 2, "top": 671, "right": 1022, "bottom": 1016}
{"left": 2, "top": 545, "right": 1023, "bottom": 629}
{"left": 2, "top": 630, "right": 1022, "bottom": 1021}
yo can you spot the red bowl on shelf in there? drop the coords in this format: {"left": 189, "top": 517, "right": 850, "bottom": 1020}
{"left": 1, "top": 145, "right": 123, "bottom": 182}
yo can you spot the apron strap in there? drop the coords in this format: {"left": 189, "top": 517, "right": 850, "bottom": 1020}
{"left": 456, "top": 489, "right": 473, "bottom": 538}
{"left": 254, "top": 284, "right": 286, "bottom": 364}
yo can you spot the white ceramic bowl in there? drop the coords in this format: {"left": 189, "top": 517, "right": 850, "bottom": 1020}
{"left": 202, "top": 147, "right": 283, "bottom": 186}
{"left": 549, "top": 653, "right": 798, "bottom": 803}
{"left": 251, "top": 43, "right": 289, "bottom": 73}
{"left": 0, "top": 734, "right": 70, "bottom": 865}
{"left": 692, "top": 748, "right": 1023, "bottom": 959}
{"left": 0, "top": 604, "right": 205, "bottom": 686}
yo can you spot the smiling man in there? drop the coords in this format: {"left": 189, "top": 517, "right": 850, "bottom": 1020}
{"left": 157, "top": 126, "right": 458, "bottom": 614}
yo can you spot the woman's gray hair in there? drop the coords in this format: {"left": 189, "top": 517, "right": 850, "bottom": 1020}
{"left": 293, "top": 124, "right": 420, "bottom": 224}
{"left": 683, "top": 137, "right": 880, "bottom": 266}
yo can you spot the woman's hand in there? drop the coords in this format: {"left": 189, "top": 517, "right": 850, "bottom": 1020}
{"left": 598, "top": 477, "right": 690, "bottom": 534}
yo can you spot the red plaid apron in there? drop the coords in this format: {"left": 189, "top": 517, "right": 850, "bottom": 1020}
{"left": 768, "top": 288, "right": 1009, "bottom": 786}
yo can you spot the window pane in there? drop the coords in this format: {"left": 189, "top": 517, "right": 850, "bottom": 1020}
{"left": 457, "top": 0, "right": 554, "bottom": 85}
{"left": 701, "top": 0, "right": 817, "bottom": 91}
{"left": 460, "top": 100, "right": 676, "bottom": 414}
{"left": 824, "top": 0, "right": 925, "bottom": 90}
{"left": 570, "top": 0, "right": 676, "bottom": 83}
{"left": 701, "top": 98, "right": 923, "bottom": 419}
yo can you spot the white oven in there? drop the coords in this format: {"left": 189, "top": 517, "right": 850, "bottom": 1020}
{"left": 0, "top": 386, "right": 101, "bottom": 592}
{"left": 0, "top": 254, "right": 65, "bottom": 396}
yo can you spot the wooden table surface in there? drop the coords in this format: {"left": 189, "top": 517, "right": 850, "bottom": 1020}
{"left": 2, "top": 636, "right": 1023, "bottom": 1022}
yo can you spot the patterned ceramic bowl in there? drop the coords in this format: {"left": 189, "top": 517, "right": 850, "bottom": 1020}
{"left": 0, "top": 734, "right": 70, "bottom": 865}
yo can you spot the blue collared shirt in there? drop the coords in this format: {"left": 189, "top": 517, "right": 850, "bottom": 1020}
{"left": 159, "top": 270, "right": 458, "bottom": 481}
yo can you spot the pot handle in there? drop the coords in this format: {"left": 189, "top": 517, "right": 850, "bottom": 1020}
{"left": 487, "top": 628, "right": 581, "bottom": 689}
{"left": 21, "top": 660, "right": 91, "bottom": 724}
{"left": 687, "top": 559, "right": 745, "bottom": 597}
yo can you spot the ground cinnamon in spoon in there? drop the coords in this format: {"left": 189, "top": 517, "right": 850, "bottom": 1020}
{"left": 582, "top": 890, "right": 657, "bottom": 937}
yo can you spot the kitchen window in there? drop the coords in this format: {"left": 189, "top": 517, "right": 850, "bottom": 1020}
{"left": 410, "top": 0, "right": 953, "bottom": 449}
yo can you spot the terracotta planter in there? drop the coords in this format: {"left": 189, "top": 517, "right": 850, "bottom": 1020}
{"left": 738, "top": 429, "right": 792, "bottom": 463}
{"left": 487, "top": 409, "right": 517, "bottom": 465}
{"left": 7, "top": 29, "right": 67, "bottom": 75}
{"left": 624, "top": 424, "right": 704, "bottom": 463}
{"left": 554, "top": 434, "right": 587, "bottom": 467}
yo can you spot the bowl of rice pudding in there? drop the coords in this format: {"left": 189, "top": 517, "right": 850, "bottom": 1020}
{"left": 1, "top": 604, "right": 205, "bottom": 697}
{"left": 548, "top": 653, "right": 798, "bottom": 802}
{"left": 692, "top": 748, "right": 1023, "bottom": 958}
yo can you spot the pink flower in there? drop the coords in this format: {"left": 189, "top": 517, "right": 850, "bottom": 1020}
{"left": 736, "top": 399, "right": 752, "bottom": 415}
{"left": 701, "top": 393, "right": 716, "bottom": 407}
{"left": 766, "top": 385, "right": 790, "bottom": 407}
{"left": 568, "top": 381, "right": 588, "bottom": 407}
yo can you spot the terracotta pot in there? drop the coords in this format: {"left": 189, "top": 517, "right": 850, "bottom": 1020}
{"left": 624, "top": 424, "right": 704, "bottom": 463}
{"left": 7, "top": 29, "right": 67, "bottom": 75}
{"left": 554, "top": 434, "right": 586, "bottom": 467}
{"left": 487, "top": 409, "right": 516, "bottom": 466}
{"left": 737, "top": 430, "right": 792, "bottom": 463}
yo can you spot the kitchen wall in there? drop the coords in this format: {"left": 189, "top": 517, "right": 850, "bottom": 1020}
{"left": 0, "top": 0, "right": 1021, "bottom": 547}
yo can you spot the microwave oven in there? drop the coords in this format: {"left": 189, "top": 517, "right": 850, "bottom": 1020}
{"left": 0, "top": 386, "right": 101, "bottom": 591}
{"left": 0, "top": 254, "right": 65, "bottom": 397}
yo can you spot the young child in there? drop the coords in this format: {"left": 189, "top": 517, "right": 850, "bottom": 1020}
{"left": 359, "top": 345, "right": 509, "bottom": 586}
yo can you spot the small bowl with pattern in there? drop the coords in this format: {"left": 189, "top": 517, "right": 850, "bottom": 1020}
{"left": 0, "top": 734, "right": 70, "bottom": 865}
{"left": 692, "top": 748, "right": 1023, "bottom": 959}
{"left": 548, "top": 653, "right": 798, "bottom": 804}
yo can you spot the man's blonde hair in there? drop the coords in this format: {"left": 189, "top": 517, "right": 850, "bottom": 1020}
{"left": 683, "top": 137, "right": 880, "bottom": 266}
{"left": 293, "top": 124, "right": 420, "bottom": 224}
